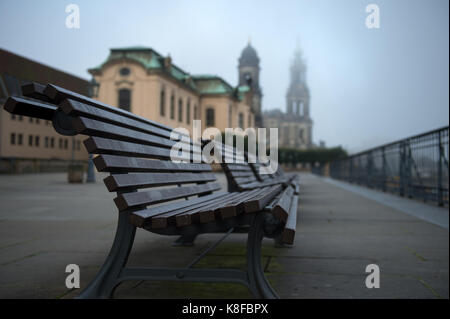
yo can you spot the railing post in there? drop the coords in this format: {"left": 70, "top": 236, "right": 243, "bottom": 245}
{"left": 399, "top": 141, "right": 405, "bottom": 197}
{"left": 349, "top": 157, "right": 354, "bottom": 183}
{"left": 367, "top": 151, "right": 373, "bottom": 188}
{"left": 437, "top": 130, "right": 444, "bottom": 206}
{"left": 382, "top": 147, "right": 387, "bottom": 192}
{"left": 358, "top": 156, "right": 362, "bottom": 185}
{"left": 406, "top": 140, "right": 413, "bottom": 198}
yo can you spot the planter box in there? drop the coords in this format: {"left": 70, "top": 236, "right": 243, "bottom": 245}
{"left": 68, "top": 164, "right": 84, "bottom": 183}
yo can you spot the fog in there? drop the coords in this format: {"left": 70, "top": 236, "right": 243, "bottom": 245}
{"left": 0, "top": 0, "right": 448, "bottom": 153}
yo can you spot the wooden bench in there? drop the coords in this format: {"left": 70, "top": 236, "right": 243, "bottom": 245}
{"left": 219, "top": 148, "right": 300, "bottom": 245}
{"left": 3, "top": 82, "right": 299, "bottom": 299}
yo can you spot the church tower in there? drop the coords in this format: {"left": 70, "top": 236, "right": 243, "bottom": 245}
{"left": 282, "top": 46, "right": 313, "bottom": 149}
{"left": 238, "top": 41, "right": 263, "bottom": 127}
{"left": 287, "top": 48, "right": 310, "bottom": 118}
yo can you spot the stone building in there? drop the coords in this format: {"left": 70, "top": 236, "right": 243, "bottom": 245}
{"left": 89, "top": 46, "right": 256, "bottom": 135}
{"left": 263, "top": 47, "right": 313, "bottom": 149}
{"left": 0, "top": 49, "right": 89, "bottom": 173}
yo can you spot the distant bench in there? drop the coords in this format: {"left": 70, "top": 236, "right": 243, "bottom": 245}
{"left": 3, "top": 82, "right": 300, "bottom": 299}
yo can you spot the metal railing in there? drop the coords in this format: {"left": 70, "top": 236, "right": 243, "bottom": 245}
{"left": 329, "top": 126, "right": 449, "bottom": 206}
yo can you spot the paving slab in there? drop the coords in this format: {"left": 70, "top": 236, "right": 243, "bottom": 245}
{"left": 0, "top": 172, "right": 447, "bottom": 299}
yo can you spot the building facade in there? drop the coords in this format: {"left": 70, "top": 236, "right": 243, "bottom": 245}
{"left": 263, "top": 47, "right": 313, "bottom": 149}
{"left": 89, "top": 46, "right": 256, "bottom": 135}
{"left": 0, "top": 49, "right": 89, "bottom": 173}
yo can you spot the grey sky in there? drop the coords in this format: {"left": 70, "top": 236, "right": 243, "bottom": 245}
{"left": 0, "top": 0, "right": 448, "bottom": 153}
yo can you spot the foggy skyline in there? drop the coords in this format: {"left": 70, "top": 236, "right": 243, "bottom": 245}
{"left": 0, "top": 0, "right": 448, "bottom": 153}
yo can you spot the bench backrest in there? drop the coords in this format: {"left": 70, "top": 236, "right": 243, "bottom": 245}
{"left": 4, "top": 83, "right": 221, "bottom": 218}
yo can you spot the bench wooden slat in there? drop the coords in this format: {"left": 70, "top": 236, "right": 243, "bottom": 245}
{"left": 61, "top": 99, "right": 174, "bottom": 140}
{"left": 73, "top": 116, "right": 179, "bottom": 149}
{"left": 3, "top": 96, "right": 56, "bottom": 120}
{"left": 129, "top": 192, "right": 227, "bottom": 227}
{"left": 104, "top": 172, "right": 217, "bottom": 192}
{"left": 218, "top": 187, "right": 271, "bottom": 218}
{"left": 152, "top": 192, "right": 240, "bottom": 228}
{"left": 44, "top": 84, "right": 176, "bottom": 133}
{"left": 238, "top": 177, "right": 289, "bottom": 190}
{"left": 244, "top": 184, "right": 283, "bottom": 213}
{"left": 194, "top": 190, "right": 257, "bottom": 221}
{"left": 114, "top": 182, "right": 222, "bottom": 211}
{"left": 228, "top": 170, "right": 254, "bottom": 178}
{"left": 93, "top": 154, "right": 212, "bottom": 173}
{"left": 281, "top": 194, "right": 298, "bottom": 245}
{"left": 223, "top": 164, "right": 252, "bottom": 171}
{"left": 21, "top": 82, "right": 54, "bottom": 103}
{"left": 84, "top": 137, "right": 190, "bottom": 161}
{"left": 271, "top": 186, "right": 294, "bottom": 222}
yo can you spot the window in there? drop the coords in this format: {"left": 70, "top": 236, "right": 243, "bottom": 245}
{"left": 299, "top": 128, "right": 304, "bottom": 139}
{"left": 10, "top": 133, "right": 15, "bottom": 145}
{"left": 59, "top": 138, "right": 63, "bottom": 149}
{"left": 50, "top": 137, "right": 55, "bottom": 148}
{"left": 18, "top": 134, "right": 23, "bottom": 145}
{"left": 29, "top": 117, "right": 33, "bottom": 123}
{"left": 186, "top": 99, "right": 191, "bottom": 124}
{"left": 170, "top": 93, "right": 175, "bottom": 119}
{"left": 238, "top": 113, "right": 244, "bottom": 129}
{"left": 45, "top": 137, "right": 49, "bottom": 148}
{"left": 28, "top": 135, "right": 33, "bottom": 146}
{"left": 206, "top": 108, "right": 215, "bottom": 126}
{"left": 283, "top": 127, "right": 289, "bottom": 144}
{"left": 18, "top": 116, "right": 23, "bottom": 121}
{"left": 35, "top": 136, "right": 40, "bottom": 147}
{"left": 36, "top": 119, "right": 40, "bottom": 124}
{"left": 119, "top": 67, "right": 130, "bottom": 76}
{"left": 194, "top": 104, "right": 198, "bottom": 120}
{"left": 64, "top": 139, "right": 68, "bottom": 149}
{"left": 118, "top": 89, "right": 131, "bottom": 111}
{"left": 228, "top": 105, "right": 232, "bottom": 127}
{"left": 11, "top": 114, "right": 16, "bottom": 120}
{"left": 178, "top": 98, "right": 183, "bottom": 122}
{"left": 160, "top": 87, "right": 166, "bottom": 116}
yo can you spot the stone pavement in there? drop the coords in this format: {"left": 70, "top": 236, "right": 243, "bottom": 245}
{"left": 0, "top": 172, "right": 447, "bottom": 299}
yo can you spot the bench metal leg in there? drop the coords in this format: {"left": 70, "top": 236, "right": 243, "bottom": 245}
{"left": 76, "top": 211, "right": 136, "bottom": 299}
{"left": 77, "top": 211, "right": 278, "bottom": 299}
{"left": 246, "top": 213, "right": 280, "bottom": 299}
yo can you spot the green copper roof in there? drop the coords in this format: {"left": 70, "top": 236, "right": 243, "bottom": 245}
{"left": 89, "top": 46, "right": 246, "bottom": 98}
{"left": 192, "top": 76, "right": 235, "bottom": 95}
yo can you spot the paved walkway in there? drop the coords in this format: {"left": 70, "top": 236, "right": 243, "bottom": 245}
{"left": 0, "top": 172, "right": 447, "bottom": 298}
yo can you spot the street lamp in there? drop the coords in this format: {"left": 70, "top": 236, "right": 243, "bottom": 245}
{"left": 86, "top": 77, "right": 99, "bottom": 183}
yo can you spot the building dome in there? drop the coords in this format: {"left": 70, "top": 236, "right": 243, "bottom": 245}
{"left": 239, "top": 43, "right": 260, "bottom": 67}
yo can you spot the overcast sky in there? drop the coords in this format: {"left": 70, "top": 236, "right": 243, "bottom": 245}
{"left": 0, "top": 0, "right": 448, "bottom": 153}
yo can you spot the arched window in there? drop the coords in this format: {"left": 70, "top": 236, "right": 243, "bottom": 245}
{"left": 170, "top": 93, "right": 175, "bottom": 119}
{"left": 118, "top": 89, "right": 131, "bottom": 111}
{"left": 178, "top": 98, "right": 183, "bottom": 122}
{"left": 160, "top": 87, "right": 165, "bottom": 116}
{"left": 206, "top": 108, "right": 215, "bottom": 126}
{"left": 238, "top": 113, "right": 244, "bottom": 129}
{"left": 186, "top": 99, "right": 191, "bottom": 124}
